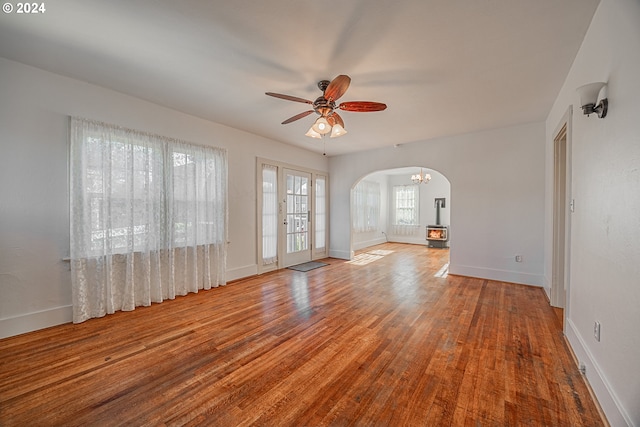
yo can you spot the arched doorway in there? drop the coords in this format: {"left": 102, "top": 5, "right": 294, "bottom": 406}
{"left": 350, "top": 166, "right": 452, "bottom": 256}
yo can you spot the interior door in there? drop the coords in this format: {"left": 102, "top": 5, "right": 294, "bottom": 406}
{"left": 283, "top": 168, "right": 312, "bottom": 267}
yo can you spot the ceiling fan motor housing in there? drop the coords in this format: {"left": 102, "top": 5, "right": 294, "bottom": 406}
{"left": 313, "top": 96, "right": 335, "bottom": 117}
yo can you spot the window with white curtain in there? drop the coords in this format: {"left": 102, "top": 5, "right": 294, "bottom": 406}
{"left": 70, "top": 117, "right": 227, "bottom": 323}
{"left": 315, "top": 176, "right": 326, "bottom": 250}
{"left": 352, "top": 180, "right": 380, "bottom": 232}
{"left": 393, "top": 185, "right": 419, "bottom": 225}
{"left": 262, "top": 164, "right": 278, "bottom": 265}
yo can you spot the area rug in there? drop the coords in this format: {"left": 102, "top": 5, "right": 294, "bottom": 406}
{"left": 287, "top": 261, "right": 328, "bottom": 272}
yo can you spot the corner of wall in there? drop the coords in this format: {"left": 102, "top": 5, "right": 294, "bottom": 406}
{"left": 448, "top": 264, "right": 544, "bottom": 287}
{"left": 353, "top": 237, "right": 387, "bottom": 251}
{"left": 227, "top": 264, "right": 258, "bottom": 282}
{"left": 542, "top": 276, "right": 551, "bottom": 301}
{"left": 329, "top": 249, "right": 351, "bottom": 260}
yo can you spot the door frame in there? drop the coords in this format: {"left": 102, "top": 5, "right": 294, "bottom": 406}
{"left": 551, "top": 106, "right": 573, "bottom": 323}
{"left": 256, "top": 158, "right": 329, "bottom": 274}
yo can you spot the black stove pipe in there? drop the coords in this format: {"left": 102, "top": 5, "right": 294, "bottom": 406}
{"left": 434, "top": 198, "right": 446, "bottom": 226}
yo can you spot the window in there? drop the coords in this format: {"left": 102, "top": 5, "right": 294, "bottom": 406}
{"left": 74, "top": 131, "right": 226, "bottom": 256}
{"left": 393, "top": 185, "right": 419, "bottom": 225}
{"left": 352, "top": 180, "right": 380, "bottom": 232}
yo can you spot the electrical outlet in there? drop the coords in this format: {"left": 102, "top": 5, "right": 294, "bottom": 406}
{"left": 515, "top": 255, "right": 523, "bottom": 262}
{"left": 594, "top": 321, "right": 601, "bottom": 342}
{"left": 579, "top": 363, "right": 586, "bottom": 375}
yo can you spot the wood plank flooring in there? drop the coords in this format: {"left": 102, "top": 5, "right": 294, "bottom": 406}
{"left": 0, "top": 243, "right": 605, "bottom": 426}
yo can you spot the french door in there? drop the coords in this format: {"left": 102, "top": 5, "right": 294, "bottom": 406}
{"left": 257, "top": 160, "right": 328, "bottom": 273}
{"left": 283, "top": 168, "right": 311, "bottom": 267}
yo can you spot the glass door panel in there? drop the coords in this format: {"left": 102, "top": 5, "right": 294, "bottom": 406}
{"left": 283, "top": 168, "right": 311, "bottom": 266}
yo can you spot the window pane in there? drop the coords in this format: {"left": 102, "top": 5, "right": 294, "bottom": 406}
{"left": 394, "top": 185, "right": 419, "bottom": 225}
{"left": 262, "top": 165, "right": 278, "bottom": 265}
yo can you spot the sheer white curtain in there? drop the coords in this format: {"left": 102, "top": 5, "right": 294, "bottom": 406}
{"left": 262, "top": 164, "right": 278, "bottom": 265}
{"left": 392, "top": 185, "right": 420, "bottom": 236}
{"left": 70, "top": 118, "right": 227, "bottom": 323}
{"left": 352, "top": 180, "right": 380, "bottom": 233}
{"left": 315, "top": 176, "right": 326, "bottom": 250}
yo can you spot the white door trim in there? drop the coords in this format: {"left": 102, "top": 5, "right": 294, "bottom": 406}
{"left": 551, "top": 106, "right": 573, "bottom": 326}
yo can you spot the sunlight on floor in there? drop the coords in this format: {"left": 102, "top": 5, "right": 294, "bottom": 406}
{"left": 347, "top": 250, "right": 395, "bottom": 266}
{"left": 435, "top": 263, "right": 449, "bottom": 278}
{"left": 347, "top": 253, "right": 384, "bottom": 266}
{"left": 366, "top": 249, "right": 395, "bottom": 256}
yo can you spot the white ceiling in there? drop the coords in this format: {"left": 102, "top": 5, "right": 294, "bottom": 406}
{"left": 0, "top": 0, "right": 599, "bottom": 156}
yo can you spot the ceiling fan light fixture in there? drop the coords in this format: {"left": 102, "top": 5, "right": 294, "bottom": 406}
{"left": 305, "top": 127, "right": 322, "bottom": 139}
{"left": 330, "top": 123, "right": 347, "bottom": 138}
{"left": 312, "top": 117, "right": 331, "bottom": 135}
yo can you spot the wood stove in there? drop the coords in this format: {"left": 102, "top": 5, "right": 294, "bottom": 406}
{"left": 427, "top": 198, "right": 449, "bottom": 248}
{"left": 426, "top": 225, "right": 449, "bottom": 248}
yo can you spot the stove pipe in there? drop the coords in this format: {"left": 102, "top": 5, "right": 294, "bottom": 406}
{"left": 434, "top": 198, "right": 446, "bottom": 225}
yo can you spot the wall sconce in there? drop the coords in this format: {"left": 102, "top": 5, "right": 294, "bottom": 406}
{"left": 576, "top": 82, "right": 608, "bottom": 118}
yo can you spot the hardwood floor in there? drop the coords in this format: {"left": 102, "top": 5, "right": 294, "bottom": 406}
{"left": 0, "top": 243, "right": 605, "bottom": 426}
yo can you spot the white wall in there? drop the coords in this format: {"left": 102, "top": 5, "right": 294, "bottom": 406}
{"left": 0, "top": 58, "right": 328, "bottom": 338}
{"left": 329, "top": 122, "right": 545, "bottom": 287}
{"left": 544, "top": 0, "right": 640, "bottom": 425}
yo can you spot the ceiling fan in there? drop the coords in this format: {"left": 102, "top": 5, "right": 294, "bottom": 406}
{"left": 265, "top": 75, "right": 387, "bottom": 139}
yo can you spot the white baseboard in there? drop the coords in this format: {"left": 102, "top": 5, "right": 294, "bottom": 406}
{"left": 448, "top": 264, "right": 543, "bottom": 287}
{"left": 1, "top": 264, "right": 257, "bottom": 339}
{"left": 0, "top": 305, "right": 72, "bottom": 339}
{"left": 353, "top": 237, "right": 387, "bottom": 251}
{"left": 387, "top": 236, "right": 430, "bottom": 246}
{"left": 542, "top": 275, "right": 551, "bottom": 301}
{"left": 227, "top": 264, "right": 258, "bottom": 282}
{"left": 329, "top": 249, "right": 351, "bottom": 260}
{"left": 565, "top": 319, "right": 633, "bottom": 427}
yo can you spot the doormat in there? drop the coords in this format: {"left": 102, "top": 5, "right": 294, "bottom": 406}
{"left": 287, "top": 261, "right": 328, "bottom": 272}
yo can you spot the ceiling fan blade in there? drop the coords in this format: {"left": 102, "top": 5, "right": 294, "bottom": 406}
{"left": 281, "top": 110, "right": 315, "bottom": 124}
{"left": 265, "top": 92, "right": 313, "bottom": 104}
{"left": 327, "top": 112, "right": 345, "bottom": 128}
{"left": 324, "top": 75, "right": 351, "bottom": 102}
{"left": 338, "top": 101, "right": 387, "bottom": 112}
